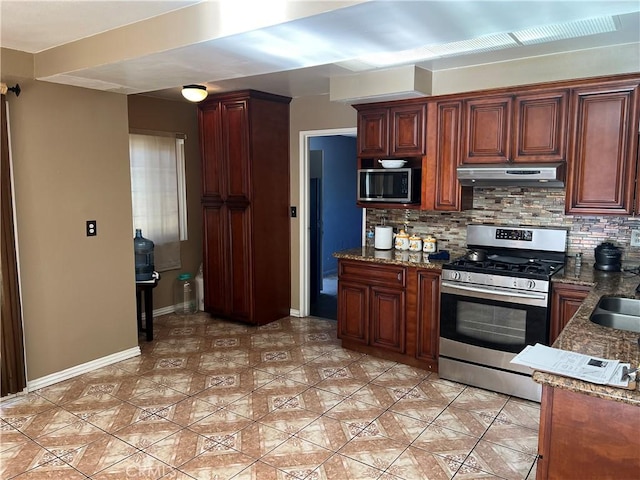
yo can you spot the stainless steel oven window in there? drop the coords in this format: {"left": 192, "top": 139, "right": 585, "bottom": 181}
{"left": 456, "top": 300, "right": 527, "bottom": 345}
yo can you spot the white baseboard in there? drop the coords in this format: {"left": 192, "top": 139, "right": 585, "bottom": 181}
{"left": 141, "top": 305, "right": 174, "bottom": 320}
{"left": 290, "top": 308, "right": 301, "bottom": 317}
{"left": 153, "top": 306, "right": 174, "bottom": 317}
{"left": 27, "top": 346, "right": 141, "bottom": 392}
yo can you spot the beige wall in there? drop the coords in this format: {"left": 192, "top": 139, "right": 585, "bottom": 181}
{"left": 5, "top": 78, "right": 138, "bottom": 380}
{"left": 127, "top": 95, "right": 203, "bottom": 309}
{"left": 431, "top": 43, "right": 640, "bottom": 95}
{"left": 289, "top": 95, "right": 357, "bottom": 311}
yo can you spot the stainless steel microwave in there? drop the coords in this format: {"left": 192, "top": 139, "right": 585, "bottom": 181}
{"left": 358, "top": 168, "right": 421, "bottom": 203}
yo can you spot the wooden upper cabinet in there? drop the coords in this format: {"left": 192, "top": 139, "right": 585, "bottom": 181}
{"left": 424, "top": 100, "right": 472, "bottom": 211}
{"left": 199, "top": 101, "right": 223, "bottom": 198}
{"left": 390, "top": 104, "right": 426, "bottom": 157}
{"left": 462, "top": 96, "right": 512, "bottom": 163}
{"left": 356, "top": 102, "right": 425, "bottom": 158}
{"left": 463, "top": 89, "right": 569, "bottom": 164}
{"left": 220, "top": 99, "right": 251, "bottom": 200}
{"left": 512, "top": 90, "right": 568, "bottom": 163}
{"left": 565, "top": 81, "right": 640, "bottom": 215}
{"left": 357, "top": 108, "right": 389, "bottom": 157}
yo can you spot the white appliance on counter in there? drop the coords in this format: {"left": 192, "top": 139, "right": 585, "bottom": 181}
{"left": 439, "top": 225, "right": 568, "bottom": 402}
{"left": 374, "top": 225, "right": 393, "bottom": 250}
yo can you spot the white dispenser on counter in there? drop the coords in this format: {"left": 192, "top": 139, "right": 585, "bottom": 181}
{"left": 374, "top": 226, "right": 393, "bottom": 250}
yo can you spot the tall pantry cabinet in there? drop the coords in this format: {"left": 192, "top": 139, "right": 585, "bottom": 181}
{"left": 198, "top": 90, "right": 292, "bottom": 325}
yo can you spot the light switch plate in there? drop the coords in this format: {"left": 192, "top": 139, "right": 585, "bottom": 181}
{"left": 631, "top": 229, "right": 640, "bottom": 247}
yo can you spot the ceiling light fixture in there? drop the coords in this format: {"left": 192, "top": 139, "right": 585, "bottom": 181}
{"left": 181, "top": 84, "right": 208, "bottom": 102}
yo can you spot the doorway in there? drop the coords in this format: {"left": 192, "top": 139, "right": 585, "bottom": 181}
{"left": 299, "top": 128, "right": 362, "bottom": 319}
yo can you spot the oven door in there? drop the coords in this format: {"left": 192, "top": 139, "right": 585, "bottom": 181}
{"left": 440, "top": 280, "right": 549, "bottom": 354}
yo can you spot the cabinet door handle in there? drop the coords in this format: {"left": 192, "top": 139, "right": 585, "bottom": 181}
{"left": 397, "top": 272, "right": 402, "bottom": 281}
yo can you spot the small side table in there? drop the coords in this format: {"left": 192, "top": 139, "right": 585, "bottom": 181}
{"left": 136, "top": 274, "right": 159, "bottom": 341}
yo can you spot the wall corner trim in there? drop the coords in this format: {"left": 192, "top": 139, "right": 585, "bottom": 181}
{"left": 290, "top": 308, "right": 302, "bottom": 317}
{"left": 26, "top": 346, "right": 141, "bottom": 392}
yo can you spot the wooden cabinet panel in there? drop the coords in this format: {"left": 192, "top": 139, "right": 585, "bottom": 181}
{"left": 227, "top": 204, "right": 252, "bottom": 321}
{"left": 357, "top": 108, "right": 388, "bottom": 157}
{"left": 549, "top": 283, "right": 590, "bottom": 344}
{"left": 221, "top": 99, "right": 251, "bottom": 199}
{"left": 424, "top": 100, "right": 472, "bottom": 212}
{"left": 512, "top": 90, "right": 568, "bottom": 163}
{"left": 337, "top": 279, "right": 369, "bottom": 344}
{"left": 415, "top": 270, "right": 440, "bottom": 363}
{"left": 339, "top": 261, "right": 405, "bottom": 288}
{"left": 462, "top": 96, "right": 512, "bottom": 163}
{"left": 370, "top": 286, "right": 406, "bottom": 353}
{"left": 537, "top": 386, "right": 640, "bottom": 479}
{"left": 202, "top": 205, "right": 227, "bottom": 314}
{"left": 390, "top": 104, "right": 425, "bottom": 157}
{"left": 199, "top": 101, "right": 223, "bottom": 198}
{"left": 565, "top": 81, "right": 639, "bottom": 215}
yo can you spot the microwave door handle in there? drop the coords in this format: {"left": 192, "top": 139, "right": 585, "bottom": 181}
{"left": 441, "top": 281, "right": 547, "bottom": 301}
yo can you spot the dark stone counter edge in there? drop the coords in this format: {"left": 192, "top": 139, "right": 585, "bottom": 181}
{"left": 333, "top": 247, "right": 454, "bottom": 270}
{"left": 544, "top": 259, "right": 640, "bottom": 406}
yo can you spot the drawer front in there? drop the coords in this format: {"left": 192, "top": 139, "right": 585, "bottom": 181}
{"left": 339, "top": 260, "right": 406, "bottom": 288}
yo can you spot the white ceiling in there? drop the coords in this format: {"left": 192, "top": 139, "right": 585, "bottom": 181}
{"left": 1, "top": 0, "right": 639, "bottom": 101}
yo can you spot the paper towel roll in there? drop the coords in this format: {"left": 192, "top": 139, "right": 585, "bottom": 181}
{"left": 374, "top": 226, "right": 393, "bottom": 250}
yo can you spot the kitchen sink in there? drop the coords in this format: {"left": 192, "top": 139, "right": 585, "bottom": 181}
{"left": 595, "top": 297, "right": 640, "bottom": 316}
{"left": 590, "top": 313, "right": 640, "bottom": 333}
{"left": 589, "top": 297, "right": 640, "bottom": 333}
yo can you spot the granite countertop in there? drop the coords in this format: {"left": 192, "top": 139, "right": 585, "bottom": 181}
{"left": 537, "top": 259, "right": 640, "bottom": 406}
{"left": 333, "top": 246, "right": 461, "bottom": 270}
{"left": 335, "top": 249, "right": 640, "bottom": 406}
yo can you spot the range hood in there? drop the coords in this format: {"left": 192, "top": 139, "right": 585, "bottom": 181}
{"left": 457, "top": 162, "right": 565, "bottom": 187}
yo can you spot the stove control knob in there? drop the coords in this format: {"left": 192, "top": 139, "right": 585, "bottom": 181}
{"left": 450, "top": 271, "right": 461, "bottom": 281}
{"left": 526, "top": 280, "right": 536, "bottom": 290}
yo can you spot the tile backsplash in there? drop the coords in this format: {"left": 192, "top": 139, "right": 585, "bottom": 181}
{"left": 366, "top": 187, "right": 640, "bottom": 263}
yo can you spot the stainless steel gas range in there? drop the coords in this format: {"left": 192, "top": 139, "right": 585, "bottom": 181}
{"left": 439, "top": 224, "right": 567, "bottom": 402}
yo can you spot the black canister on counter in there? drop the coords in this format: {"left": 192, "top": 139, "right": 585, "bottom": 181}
{"left": 594, "top": 242, "right": 622, "bottom": 272}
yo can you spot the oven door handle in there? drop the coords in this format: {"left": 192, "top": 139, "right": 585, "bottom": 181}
{"left": 441, "top": 281, "right": 547, "bottom": 300}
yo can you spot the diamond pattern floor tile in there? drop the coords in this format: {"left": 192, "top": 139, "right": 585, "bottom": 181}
{"left": 2, "top": 313, "right": 543, "bottom": 480}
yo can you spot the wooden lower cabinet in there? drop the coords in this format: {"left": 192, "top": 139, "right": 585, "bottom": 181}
{"left": 415, "top": 270, "right": 440, "bottom": 364}
{"left": 549, "top": 283, "right": 590, "bottom": 344}
{"left": 337, "top": 280, "right": 369, "bottom": 344}
{"left": 370, "top": 286, "right": 406, "bottom": 353}
{"left": 537, "top": 386, "right": 640, "bottom": 479}
{"left": 337, "top": 259, "right": 440, "bottom": 371}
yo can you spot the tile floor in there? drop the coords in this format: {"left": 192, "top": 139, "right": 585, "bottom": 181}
{"left": 1, "top": 313, "right": 540, "bottom": 479}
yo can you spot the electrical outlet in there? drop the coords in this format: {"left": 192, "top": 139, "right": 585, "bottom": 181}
{"left": 86, "top": 220, "right": 97, "bottom": 237}
{"left": 290, "top": 206, "right": 297, "bottom": 218}
{"left": 631, "top": 229, "right": 640, "bottom": 247}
